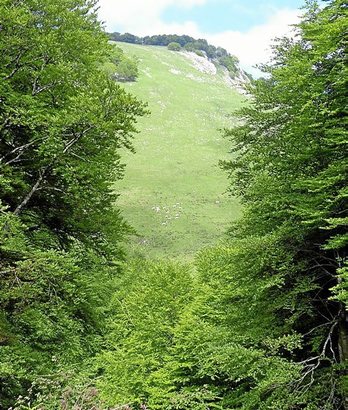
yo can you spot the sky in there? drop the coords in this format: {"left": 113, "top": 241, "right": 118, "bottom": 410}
{"left": 97, "top": 0, "right": 308, "bottom": 76}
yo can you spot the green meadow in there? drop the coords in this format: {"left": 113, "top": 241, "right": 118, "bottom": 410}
{"left": 114, "top": 42, "right": 246, "bottom": 260}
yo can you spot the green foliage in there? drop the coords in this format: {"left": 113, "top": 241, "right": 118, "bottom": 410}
{"left": 194, "top": 50, "right": 205, "bottom": 57}
{"left": 110, "top": 33, "right": 228, "bottom": 59}
{"left": 1, "top": 0, "right": 346, "bottom": 409}
{"left": 96, "top": 259, "right": 193, "bottom": 408}
{"left": 217, "top": 0, "right": 347, "bottom": 406}
{"left": 0, "top": 240, "right": 114, "bottom": 406}
{"left": 115, "top": 57, "right": 139, "bottom": 82}
{"left": 111, "top": 46, "right": 139, "bottom": 82}
{"left": 168, "top": 42, "right": 182, "bottom": 51}
{"left": 218, "top": 55, "right": 240, "bottom": 75}
{"left": 160, "top": 238, "right": 325, "bottom": 409}
{"left": 110, "top": 32, "right": 241, "bottom": 71}
{"left": 0, "top": 0, "right": 144, "bottom": 407}
{"left": 99, "top": 1, "right": 347, "bottom": 408}
{"left": 331, "top": 263, "right": 348, "bottom": 306}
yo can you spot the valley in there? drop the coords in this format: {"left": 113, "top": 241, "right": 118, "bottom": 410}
{"left": 113, "top": 42, "right": 245, "bottom": 260}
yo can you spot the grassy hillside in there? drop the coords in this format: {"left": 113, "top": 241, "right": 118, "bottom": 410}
{"left": 113, "top": 42, "right": 246, "bottom": 260}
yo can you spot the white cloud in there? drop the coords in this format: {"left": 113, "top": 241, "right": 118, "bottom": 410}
{"left": 97, "top": 1, "right": 301, "bottom": 77}
{"left": 97, "top": 0, "right": 206, "bottom": 35}
{"left": 205, "top": 9, "right": 301, "bottom": 76}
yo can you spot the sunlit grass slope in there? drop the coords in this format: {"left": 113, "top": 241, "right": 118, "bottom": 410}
{"left": 114, "top": 42, "right": 245, "bottom": 260}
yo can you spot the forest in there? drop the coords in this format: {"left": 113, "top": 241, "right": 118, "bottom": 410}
{"left": 0, "top": 0, "right": 347, "bottom": 409}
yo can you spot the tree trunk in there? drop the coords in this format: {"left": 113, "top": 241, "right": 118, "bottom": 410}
{"left": 338, "top": 304, "right": 348, "bottom": 409}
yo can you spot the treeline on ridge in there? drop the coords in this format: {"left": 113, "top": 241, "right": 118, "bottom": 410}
{"left": 109, "top": 32, "right": 243, "bottom": 77}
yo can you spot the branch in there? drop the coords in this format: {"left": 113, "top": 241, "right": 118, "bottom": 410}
{"left": 62, "top": 126, "right": 94, "bottom": 154}
{"left": 0, "top": 139, "right": 42, "bottom": 164}
{"left": 293, "top": 318, "right": 339, "bottom": 393}
{"left": 3, "top": 48, "right": 29, "bottom": 80}
{"left": 32, "top": 81, "right": 58, "bottom": 96}
{"left": 13, "top": 168, "right": 47, "bottom": 216}
{"left": 12, "top": 125, "right": 95, "bottom": 215}
{"left": 307, "top": 260, "right": 337, "bottom": 278}
{"left": 69, "top": 151, "right": 90, "bottom": 162}
{"left": 302, "top": 320, "right": 334, "bottom": 337}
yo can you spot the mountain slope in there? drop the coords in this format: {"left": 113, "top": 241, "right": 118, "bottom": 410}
{"left": 114, "top": 42, "right": 246, "bottom": 260}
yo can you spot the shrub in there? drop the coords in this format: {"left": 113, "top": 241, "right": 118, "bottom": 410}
{"left": 167, "top": 42, "right": 181, "bottom": 51}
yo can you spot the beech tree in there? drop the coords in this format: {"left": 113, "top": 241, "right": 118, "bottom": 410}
{"left": 0, "top": 0, "right": 145, "bottom": 406}
{"left": 216, "top": 0, "right": 347, "bottom": 406}
{"left": 96, "top": 260, "right": 193, "bottom": 408}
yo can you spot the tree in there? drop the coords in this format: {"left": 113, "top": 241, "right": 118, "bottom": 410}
{"left": 118, "top": 32, "right": 140, "bottom": 44}
{"left": 107, "top": 46, "right": 139, "bottom": 82}
{"left": 218, "top": 0, "right": 348, "bottom": 406}
{"left": 96, "top": 260, "right": 193, "bottom": 408}
{"left": 183, "top": 42, "right": 196, "bottom": 52}
{"left": 219, "top": 55, "right": 240, "bottom": 75}
{"left": 0, "top": 0, "right": 145, "bottom": 406}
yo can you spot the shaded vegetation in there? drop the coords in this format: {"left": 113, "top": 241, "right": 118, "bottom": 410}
{"left": 103, "top": 46, "right": 139, "bottom": 82}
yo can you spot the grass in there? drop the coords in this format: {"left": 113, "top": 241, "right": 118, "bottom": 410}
{"left": 113, "top": 42, "right": 246, "bottom": 260}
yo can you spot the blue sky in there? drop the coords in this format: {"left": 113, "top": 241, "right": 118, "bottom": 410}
{"left": 98, "top": 0, "right": 308, "bottom": 76}
{"left": 162, "top": 0, "right": 305, "bottom": 33}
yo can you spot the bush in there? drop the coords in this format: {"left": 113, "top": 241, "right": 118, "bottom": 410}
{"left": 110, "top": 46, "right": 139, "bottom": 82}
{"left": 195, "top": 50, "right": 205, "bottom": 57}
{"left": 167, "top": 42, "right": 181, "bottom": 51}
{"left": 114, "top": 57, "right": 139, "bottom": 82}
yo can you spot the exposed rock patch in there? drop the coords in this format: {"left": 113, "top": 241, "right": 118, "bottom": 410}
{"left": 179, "top": 51, "right": 217, "bottom": 75}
